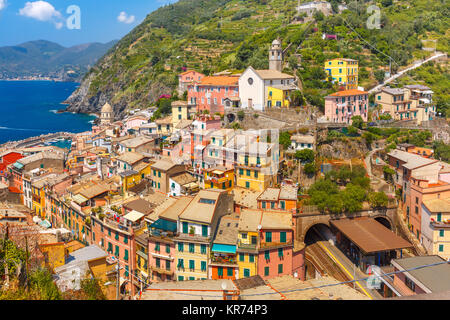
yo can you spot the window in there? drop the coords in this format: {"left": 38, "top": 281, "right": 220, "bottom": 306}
{"left": 440, "top": 230, "right": 445, "bottom": 237}
{"left": 107, "top": 242, "right": 112, "bottom": 253}
{"left": 439, "top": 244, "right": 444, "bottom": 252}
{"left": 265, "top": 251, "right": 270, "bottom": 261}
{"left": 166, "top": 260, "right": 171, "bottom": 271}
{"left": 124, "top": 249, "right": 129, "bottom": 261}
{"left": 125, "top": 265, "right": 129, "bottom": 277}
{"left": 415, "top": 206, "right": 419, "bottom": 214}
{"left": 189, "top": 243, "right": 195, "bottom": 253}
{"left": 123, "top": 236, "right": 128, "bottom": 244}
{"left": 218, "top": 267, "right": 223, "bottom": 277}
{"left": 178, "top": 276, "right": 184, "bottom": 281}
{"left": 178, "top": 243, "right": 184, "bottom": 252}
{"left": 264, "top": 267, "right": 269, "bottom": 276}
{"left": 245, "top": 182, "right": 250, "bottom": 189}
{"left": 189, "top": 260, "right": 195, "bottom": 271}
{"left": 249, "top": 254, "right": 254, "bottom": 263}
{"left": 166, "top": 244, "right": 170, "bottom": 254}
{"left": 271, "top": 202, "right": 275, "bottom": 209}
{"left": 115, "top": 245, "right": 119, "bottom": 258}
{"left": 266, "top": 232, "right": 272, "bottom": 243}
{"left": 280, "top": 201, "right": 285, "bottom": 210}
{"left": 182, "top": 222, "right": 188, "bottom": 233}
{"left": 244, "top": 269, "right": 250, "bottom": 278}
{"left": 254, "top": 171, "right": 258, "bottom": 178}
{"left": 246, "top": 169, "right": 250, "bottom": 177}
{"left": 201, "top": 261, "right": 206, "bottom": 271}
{"left": 227, "top": 268, "right": 233, "bottom": 277}
{"left": 239, "top": 169, "right": 243, "bottom": 175}
{"left": 115, "top": 231, "right": 119, "bottom": 240}
{"left": 202, "top": 225, "right": 208, "bottom": 237}
{"left": 239, "top": 253, "right": 244, "bottom": 262}
{"left": 278, "top": 264, "right": 283, "bottom": 274}
{"left": 262, "top": 202, "right": 266, "bottom": 209}
{"left": 155, "top": 242, "right": 160, "bottom": 252}
{"left": 278, "top": 248, "right": 283, "bottom": 258}
{"left": 405, "top": 276, "right": 415, "bottom": 292}
{"left": 437, "top": 213, "right": 442, "bottom": 222}
{"left": 177, "top": 259, "right": 184, "bottom": 270}
{"left": 201, "top": 244, "right": 206, "bottom": 254}
{"left": 280, "top": 232, "right": 286, "bottom": 243}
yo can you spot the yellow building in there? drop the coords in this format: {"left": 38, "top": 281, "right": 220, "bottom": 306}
{"left": 119, "top": 162, "right": 153, "bottom": 193}
{"left": 31, "top": 183, "right": 46, "bottom": 219}
{"left": 174, "top": 189, "right": 229, "bottom": 281}
{"left": 324, "top": 58, "right": 358, "bottom": 90}
{"left": 40, "top": 242, "right": 66, "bottom": 271}
{"left": 235, "top": 142, "right": 278, "bottom": 193}
{"left": 204, "top": 166, "right": 234, "bottom": 191}
{"left": 156, "top": 116, "right": 173, "bottom": 136}
{"left": 267, "top": 86, "right": 294, "bottom": 108}
{"left": 171, "top": 101, "right": 193, "bottom": 127}
{"left": 237, "top": 230, "right": 258, "bottom": 278}
{"left": 422, "top": 198, "right": 450, "bottom": 260}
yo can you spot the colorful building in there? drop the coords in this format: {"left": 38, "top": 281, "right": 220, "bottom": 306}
{"left": 266, "top": 85, "right": 297, "bottom": 108}
{"left": 187, "top": 76, "right": 240, "bottom": 115}
{"left": 171, "top": 100, "right": 194, "bottom": 127}
{"left": 235, "top": 142, "right": 278, "bottom": 192}
{"left": 209, "top": 214, "right": 239, "bottom": 280}
{"left": 178, "top": 70, "right": 205, "bottom": 95}
{"left": 174, "top": 189, "right": 232, "bottom": 281}
{"left": 324, "top": 89, "right": 369, "bottom": 124}
{"left": 324, "top": 58, "right": 359, "bottom": 90}
{"left": 204, "top": 166, "right": 234, "bottom": 191}
{"left": 421, "top": 198, "right": 450, "bottom": 260}
{"left": 257, "top": 184, "right": 298, "bottom": 213}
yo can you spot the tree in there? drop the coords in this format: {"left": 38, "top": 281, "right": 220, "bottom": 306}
{"left": 368, "top": 192, "right": 389, "bottom": 208}
{"left": 279, "top": 131, "right": 292, "bottom": 149}
{"left": 237, "top": 110, "right": 245, "bottom": 121}
{"left": 351, "top": 116, "right": 364, "bottom": 129}
{"left": 381, "top": 0, "right": 393, "bottom": 7}
{"left": 383, "top": 165, "right": 395, "bottom": 182}
{"left": 80, "top": 278, "right": 106, "bottom": 300}
{"left": 362, "top": 131, "right": 376, "bottom": 147}
{"left": 374, "top": 69, "right": 385, "bottom": 83}
{"left": 341, "top": 184, "right": 366, "bottom": 213}
{"left": 313, "top": 10, "right": 325, "bottom": 22}
{"left": 290, "top": 90, "right": 304, "bottom": 107}
{"left": 304, "top": 162, "right": 316, "bottom": 175}
{"left": 347, "top": 125, "right": 358, "bottom": 136}
{"left": 295, "top": 149, "right": 315, "bottom": 163}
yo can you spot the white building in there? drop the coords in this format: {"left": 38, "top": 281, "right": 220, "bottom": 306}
{"left": 290, "top": 134, "right": 315, "bottom": 151}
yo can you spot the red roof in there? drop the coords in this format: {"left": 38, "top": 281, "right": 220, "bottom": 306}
{"left": 330, "top": 89, "right": 368, "bottom": 97}
{"left": 199, "top": 76, "right": 239, "bottom": 86}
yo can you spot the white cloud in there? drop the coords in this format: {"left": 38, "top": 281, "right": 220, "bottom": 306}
{"left": 117, "top": 11, "right": 135, "bottom": 24}
{"left": 19, "top": 1, "right": 61, "bottom": 21}
{"left": 19, "top": 1, "right": 64, "bottom": 29}
{"left": 0, "top": 0, "right": 7, "bottom": 11}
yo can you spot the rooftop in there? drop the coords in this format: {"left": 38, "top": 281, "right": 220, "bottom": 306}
{"left": 254, "top": 69, "right": 295, "bottom": 80}
{"left": 199, "top": 76, "right": 239, "bottom": 86}
{"left": 422, "top": 198, "right": 450, "bottom": 213}
{"left": 179, "top": 189, "right": 226, "bottom": 224}
{"left": 239, "top": 209, "right": 292, "bottom": 232}
{"left": 388, "top": 149, "right": 437, "bottom": 170}
{"left": 257, "top": 188, "right": 280, "bottom": 201}
{"left": 120, "top": 136, "right": 154, "bottom": 148}
{"left": 116, "top": 152, "right": 145, "bottom": 165}
{"left": 213, "top": 214, "right": 240, "bottom": 246}
{"left": 330, "top": 217, "right": 412, "bottom": 254}
{"left": 327, "top": 89, "right": 368, "bottom": 97}
{"left": 232, "top": 187, "right": 261, "bottom": 209}
{"left": 291, "top": 134, "right": 315, "bottom": 144}
{"left": 123, "top": 198, "right": 155, "bottom": 215}
{"left": 170, "top": 172, "right": 197, "bottom": 186}
{"left": 159, "top": 196, "right": 193, "bottom": 222}
{"left": 392, "top": 255, "right": 450, "bottom": 293}
{"left": 151, "top": 159, "right": 180, "bottom": 172}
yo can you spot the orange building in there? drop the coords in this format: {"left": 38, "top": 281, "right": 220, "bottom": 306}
{"left": 257, "top": 184, "right": 298, "bottom": 213}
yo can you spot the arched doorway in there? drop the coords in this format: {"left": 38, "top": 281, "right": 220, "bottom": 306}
{"left": 227, "top": 113, "right": 235, "bottom": 123}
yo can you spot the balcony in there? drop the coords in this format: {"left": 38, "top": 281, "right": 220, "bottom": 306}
{"left": 150, "top": 266, "right": 174, "bottom": 276}
{"left": 210, "top": 255, "right": 237, "bottom": 266}
{"left": 260, "top": 241, "right": 292, "bottom": 250}
{"left": 237, "top": 241, "right": 257, "bottom": 251}
{"left": 430, "top": 220, "right": 450, "bottom": 229}
{"left": 176, "top": 233, "right": 210, "bottom": 243}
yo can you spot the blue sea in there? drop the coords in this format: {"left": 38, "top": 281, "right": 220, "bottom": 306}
{"left": 0, "top": 81, "right": 96, "bottom": 144}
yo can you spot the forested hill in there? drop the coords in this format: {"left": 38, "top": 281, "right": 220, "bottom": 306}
{"left": 0, "top": 40, "right": 117, "bottom": 81}
{"left": 64, "top": 0, "right": 449, "bottom": 118}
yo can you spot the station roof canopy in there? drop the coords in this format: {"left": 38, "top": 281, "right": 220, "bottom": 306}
{"left": 330, "top": 217, "right": 413, "bottom": 254}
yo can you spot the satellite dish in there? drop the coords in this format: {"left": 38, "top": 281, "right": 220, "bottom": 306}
{"left": 221, "top": 282, "right": 227, "bottom": 290}
{"left": 257, "top": 225, "right": 262, "bottom": 230}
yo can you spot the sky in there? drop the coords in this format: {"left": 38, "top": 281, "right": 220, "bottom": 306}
{"left": 0, "top": 0, "right": 177, "bottom": 47}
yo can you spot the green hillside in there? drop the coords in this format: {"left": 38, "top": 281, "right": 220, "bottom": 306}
{"left": 65, "top": 0, "right": 449, "bottom": 116}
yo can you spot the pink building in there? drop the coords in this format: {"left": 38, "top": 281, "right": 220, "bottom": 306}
{"left": 125, "top": 115, "right": 148, "bottom": 132}
{"left": 178, "top": 70, "right": 205, "bottom": 95}
{"left": 187, "top": 76, "right": 240, "bottom": 115}
{"left": 324, "top": 89, "right": 369, "bottom": 124}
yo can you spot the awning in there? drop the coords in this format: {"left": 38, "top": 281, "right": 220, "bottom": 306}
{"left": 150, "top": 218, "right": 177, "bottom": 232}
{"left": 123, "top": 210, "right": 145, "bottom": 223}
{"left": 212, "top": 244, "right": 236, "bottom": 254}
{"left": 331, "top": 217, "right": 412, "bottom": 254}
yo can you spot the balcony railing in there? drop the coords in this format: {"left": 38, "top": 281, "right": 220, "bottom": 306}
{"left": 210, "top": 255, "right": 237, "bottom": 265}
{"left": 260, "top": 241, "right": 292, "bottom": 249}
{"left": 430, "top": 221, "right": 450, "bottom": 228}
{"left": 237, "top": 241, "right": 257, "bottom": 250}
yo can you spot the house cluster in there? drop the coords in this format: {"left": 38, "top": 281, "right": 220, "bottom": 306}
{"left": 0, "top": 90, "right": 309, "bottom": 298}
{"left": 375, "top": 85, "right": 436, "bottom": 125}
{"left": 180, "top": 39, "right": 300, "bottom": 113}
{"left": 387, "top": 146, "right": 450, "bottom": 260}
